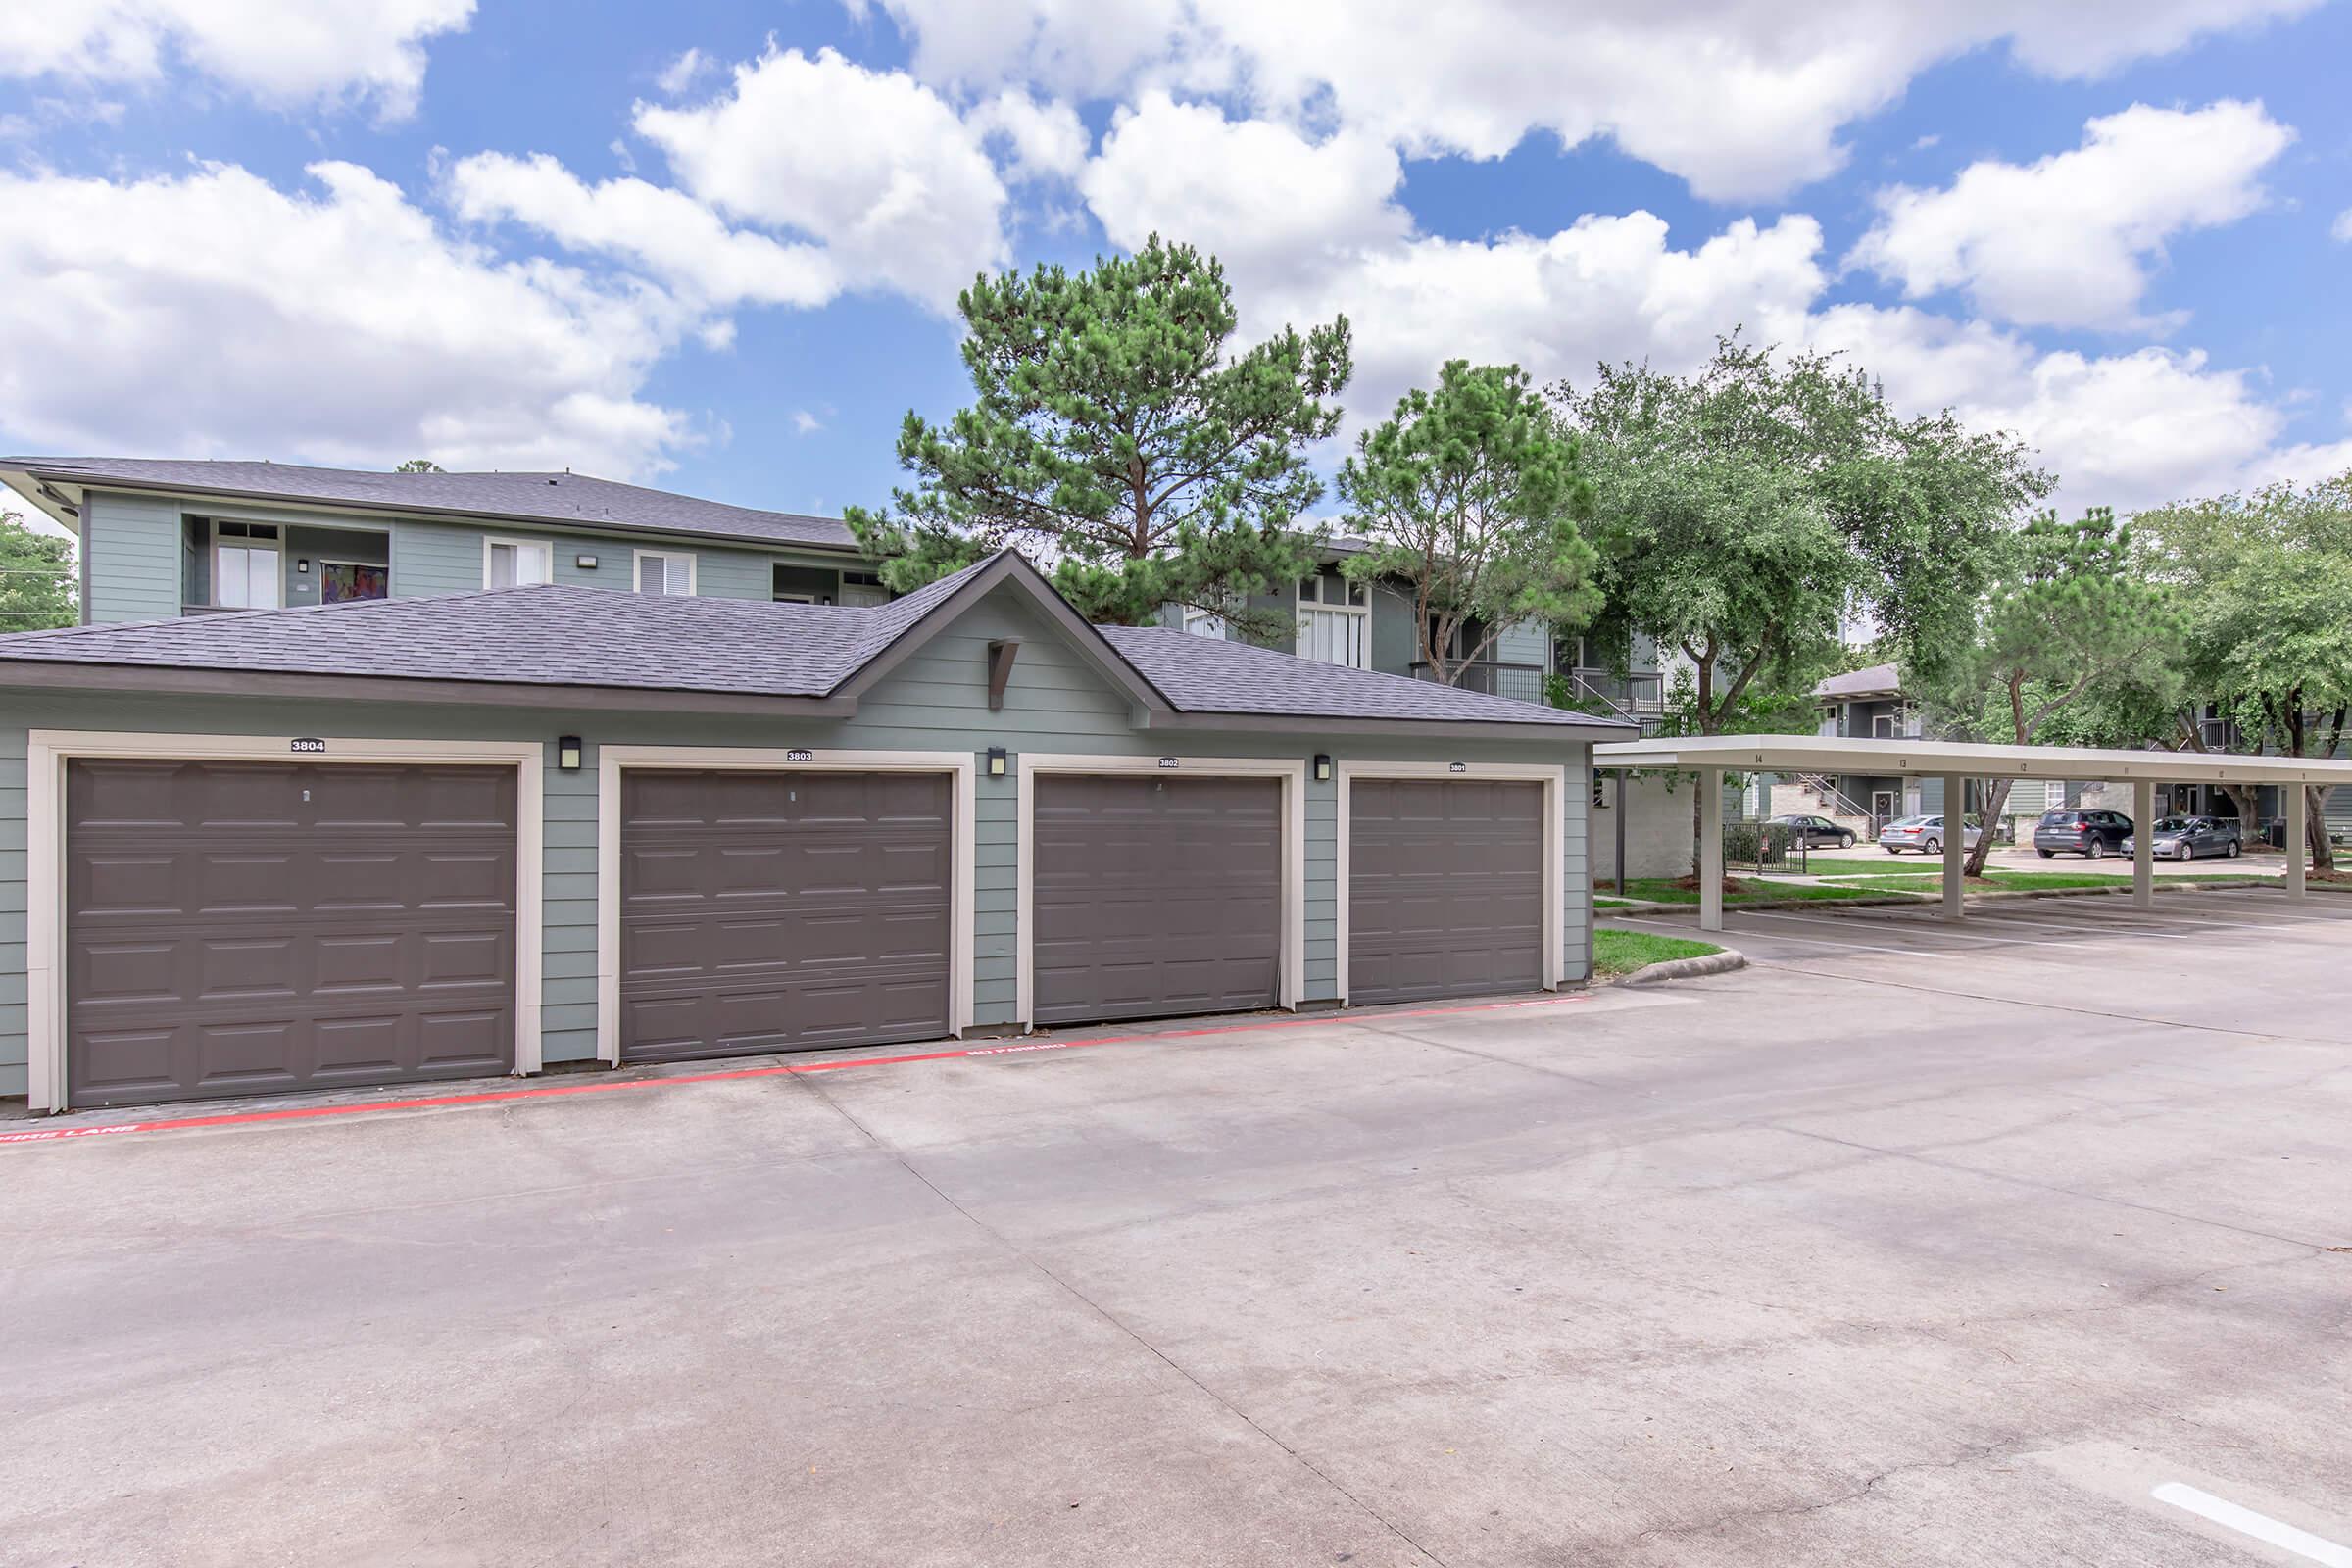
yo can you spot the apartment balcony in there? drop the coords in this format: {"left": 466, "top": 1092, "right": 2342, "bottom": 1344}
{"left": 1410, "top": 660, "right": 1548, "bottom": 706}
{"left": 1564, "top": 667, "right": 1663, "bottom": 710}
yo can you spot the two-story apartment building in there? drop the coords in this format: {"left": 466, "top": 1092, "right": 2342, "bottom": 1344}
{"left": 1181, "top": 542, "right": 1669, "bottom": 728}
{"left": 0, "top": 457, "right": 1628, "bottom": 1114}
{"left": 4, "top": 457, "right": 893, "bottom": 624}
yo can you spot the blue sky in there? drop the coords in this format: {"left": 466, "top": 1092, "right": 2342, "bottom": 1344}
{"left": 3, "top": 0, "right": 2348, "bottom": 528}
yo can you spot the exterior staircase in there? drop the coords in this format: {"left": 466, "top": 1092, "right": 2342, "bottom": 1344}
{"left": 1771, "top": 773, "right": 1876, "bottom": 836}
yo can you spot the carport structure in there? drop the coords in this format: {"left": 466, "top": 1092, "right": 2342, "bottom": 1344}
{"left": 1593, "top": 734, "right": 2352, "bottom": 933}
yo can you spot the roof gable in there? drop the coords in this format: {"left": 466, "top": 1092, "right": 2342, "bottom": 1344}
{"left": 0, "top": 547, "right": 1619, "bottom": 731}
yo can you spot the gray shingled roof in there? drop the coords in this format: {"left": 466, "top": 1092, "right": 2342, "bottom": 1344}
{"left": 3, "top": 457, "right": 858, "bottom": 552}
{"left": 0, "top": 555, "right": 991, "bottom": 698}
{"left": 1100, "top": 626, "right": 1617, "bottom": 727}
{"left": 0, "top": 548, "right": 1619, "bottom": 727}
{"left": 1814, "top": 661, "right": 1902, "bottom": 699}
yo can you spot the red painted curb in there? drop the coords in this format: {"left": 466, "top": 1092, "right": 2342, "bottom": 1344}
{"left": 0, "top": 994, "right": 1590, "bottom": 1148}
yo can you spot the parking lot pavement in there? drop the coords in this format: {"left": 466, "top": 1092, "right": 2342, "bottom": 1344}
{"left": 1608, "top": 886, "right": 2352, "bottom": 1044}
{"left": 6, "top": 906, "right": 2352, "bottom": 1566}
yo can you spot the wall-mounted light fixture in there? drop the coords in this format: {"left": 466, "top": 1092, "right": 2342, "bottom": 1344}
{"left": 575, "top": 553, "right": 598, "bottom": 569}
{"left": 295, "top": 558, "right": 311, "bottom": 574}
{"left": 986, "top": 746, "right": 1007, "bottom": 778}
{"left": 1312, "top": 754, "right": 1333, "bottom": 783}
{"left": 558, "top": 735, "right": 583, "bottom": 771}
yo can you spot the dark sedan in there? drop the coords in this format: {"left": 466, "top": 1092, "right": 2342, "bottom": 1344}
{"left": 1770, "top": 812, "right": 1857, "bottom": 849}
{"left": 2034, "top": 808, "right": 2132, "bottom": 859}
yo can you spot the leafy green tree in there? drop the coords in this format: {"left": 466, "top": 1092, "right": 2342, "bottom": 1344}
{"left": 395, "top": 458, "right": 445, "bottom": 473}
{"left": 847, "top": 236, "right": 1351, "bottom": 636}
{"left": 1337, "top": 361, "right": 1600, "bottom": 685}
{"left": 2135, "top": 473, "right": 2352, "bottom": 874}
{"left": 1556, "top": 336, "right": 2049, "bottom": 741}
{"left": 1556, "top": 337, "right": 2049, "bottom": 869}
{"left": 0, "top": 507, "right": 77, "bottom": 631}
{"left": 1909, "top": 509, "right": 2185, "bottom": 875}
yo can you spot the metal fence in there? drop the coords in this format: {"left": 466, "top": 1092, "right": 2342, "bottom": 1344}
{"left": 1724, "top": 819, "right": 1807, "bottom": 874}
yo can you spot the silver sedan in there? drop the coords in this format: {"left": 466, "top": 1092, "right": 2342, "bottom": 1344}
{"left": 1878, "top": 814, "right": 1984, "bottom": 855}
{"left": 2122, "top": 815, "right": 2244, "bottom": 861}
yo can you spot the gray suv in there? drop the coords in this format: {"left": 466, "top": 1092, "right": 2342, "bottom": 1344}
{"left": 2034, "top": 808, "right": 2132, "bottom": 859}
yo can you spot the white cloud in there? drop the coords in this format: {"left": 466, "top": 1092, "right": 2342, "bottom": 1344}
{"left": 0, "top": 161, "right": 692, "bottom": 477}
{"left": 446, "top": 152, "right": 840, "bottom": 312}
{"left": 791, "top": 410, "right": 824, "bottom": 436}
{"left": 965, "top": 88, "right": 1090, "bottom": 182}
{"left": 1080, "top": 95, "right": 1408, "bottom": 290}
{"left": 655, "top": 45, "right": 710, "bottom": 96}
{"left": 1850, "top": 100, "right": 2293, "bottom": 330}
{"left": 856, "top": 0, "right": 2316, "bottom": 199}
{"left": 0, "top": 0, "right": 475, "bottom": 119}
{"left": 2333, "top": 208, "right": 2352, "bottom": 243}
{"left": 1060, "top": 94, "right": 2328, "bottom": 511}
{"left": 633, "top": 45, "right": 1008, "bottom": 309}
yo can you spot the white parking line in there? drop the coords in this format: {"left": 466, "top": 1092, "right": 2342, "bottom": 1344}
{"left": 1880, "top": 906, "right": 2195, "bottom": 942}
{"left": 2034, "top": 904, "right": 2352, "bottom": 938}
{"left": 1737, "top": 907, "right": 2103, "bottom": 952}
{"left": 2153, "top": 1483, "right": 2352, "bottom": 1566}
{"left": 1604, "top": 912, "right": 1948, "bottom": 961}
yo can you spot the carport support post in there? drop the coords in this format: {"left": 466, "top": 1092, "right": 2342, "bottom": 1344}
{"left": 2287, "top": 783, "right": 2308, "bottom": 902}
{"left": 1941, "top": 773, "right": 1966, "bottom": 921}
{"left": 2132, "top": 778, "right": 2156, "bottom": 909}
{"left": 1698, "top": 767, "right": 1724, "bottom": 933}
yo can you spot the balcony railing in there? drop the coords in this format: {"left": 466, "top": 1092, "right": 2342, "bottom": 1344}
{"left": 1409, "top": 660, "right": 1548, "bottom": 706}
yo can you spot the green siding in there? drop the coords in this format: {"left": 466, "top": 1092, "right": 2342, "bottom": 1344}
{"left": 1369, "top": 581, "right": 1419, "bottom": 675}
{"left": 0, "top": 579, "right": 1592, "bottom": 1101}
{"left": 1492, "top": 617, "right": 1550, "bottom": 669}
{"left": 390, "top": 515, "right": 848, "bottom": 601}
{"left": 84, "top": 491, "right": 184, "bottom": 623}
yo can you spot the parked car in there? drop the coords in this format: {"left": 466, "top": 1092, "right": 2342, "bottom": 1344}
{"left": 2122, "top": 814, "right": 2243, "bottom": 861}
{"left": 2034, "top": 808, "right": 2133, "bottom": 859}
{"left": 1770, "top": 812, "right": 1857, "bottom": 849}
{"left": 1878, "top": 814, "right": 1983, "bottom": 855}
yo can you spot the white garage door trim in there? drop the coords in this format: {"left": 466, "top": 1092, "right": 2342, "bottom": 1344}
{"left": 25, "top": 729, "right": 546, "bottom": 1113}
{"left": 1015, "top": 753, "right": 1307, "bottom": 1029}
{"left": 1335, "top": 760, "right": 1565, "bottom": 1005}
{"left": 595, "top": 745, "right": 977, "bottom": 1065}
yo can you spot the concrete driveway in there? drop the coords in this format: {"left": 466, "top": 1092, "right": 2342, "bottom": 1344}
{"left": 6, "top": 892, "right": 2351, "bottom": 1566}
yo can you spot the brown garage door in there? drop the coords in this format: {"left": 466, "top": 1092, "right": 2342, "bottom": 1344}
{"left": 67, "top": 759, "right": 517, "bottom": 1108}
{"left": 1348, "top": 777, "right": 1545, "bottom": 1006}
{"left": 1032, "top": 773, "right": 1281, "bottom": 1026}
{"left": 618, "top": 769, "right": 953, "bottom": 1063}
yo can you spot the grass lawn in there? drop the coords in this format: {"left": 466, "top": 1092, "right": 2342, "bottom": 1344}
{"left": 1593, "top": 926, "right": 1723, "bottom": 979}
{"left": 1809, "top": 867, "right": 2277, "bottom": 892}
{"left": 1606, "top": 876, "right": 1892, "bottom": 905}
{"left": 1594, "top": 897, "right": 1633, "bottom": 908}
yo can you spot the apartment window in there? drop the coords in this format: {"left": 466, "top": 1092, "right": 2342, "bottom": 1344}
{"left": 1297, "top": 573, "right": 1368, "bottom": 669}
{"left": 484, "top": 537, "right": 553, "bottom": 589}
{"left": 634, "top": 550, "right": 696, "bottom": 596}
{"left": 213, "top": 521, "right": 282, "bottom": 610}
{"left": 319, "top": 561, "right": 388, "bottom": 604}
{"left": 1182, "top": 607, "right": 1229, "bottom": 639}
{"left": 839, "top": 570, "right": 889, "bottom": 608}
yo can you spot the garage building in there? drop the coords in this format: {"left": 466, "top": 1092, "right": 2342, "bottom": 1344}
{"left": 0, "top": 552, "right": 1625, "bottom": 1111}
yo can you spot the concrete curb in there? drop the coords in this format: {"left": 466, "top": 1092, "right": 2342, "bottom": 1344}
{"left": 1616, "top": 948, "right": 1747, "bottom": 987}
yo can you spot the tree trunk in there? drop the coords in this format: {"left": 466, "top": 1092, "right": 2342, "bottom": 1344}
{"left": 1963, "top": 777, "right": 2010, "bottom": 877}
{"left": 2306, "top": 783, "right": 2335, "bottom": 874}
{"left": 2220, "top": 783, "right": 2264, "bottom": 839}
